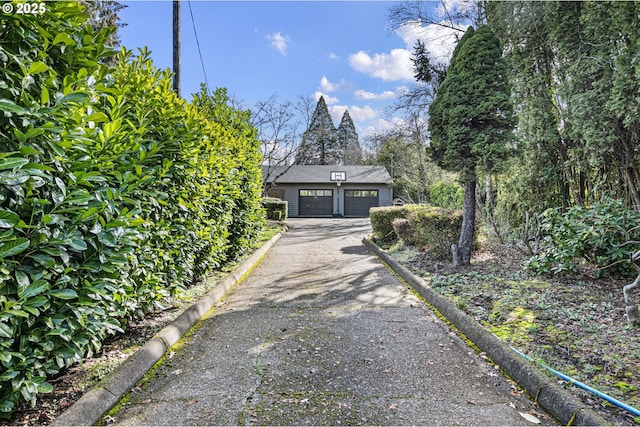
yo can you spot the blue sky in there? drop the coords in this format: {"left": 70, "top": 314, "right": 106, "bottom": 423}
{"left": 118, "top": 1, "right": 460, "bottom": 138}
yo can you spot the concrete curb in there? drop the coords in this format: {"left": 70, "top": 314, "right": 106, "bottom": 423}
{"left": 52, "top": 227, "right": 287, "bottom": 427}
{"left": 363, "top": 237, "right": 609, "bottom": 426}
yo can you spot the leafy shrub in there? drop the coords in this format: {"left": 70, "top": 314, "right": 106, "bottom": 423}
{"left": 526, "top": 199, "right": 640, "bottom": 275}
{"left": 263, "top": 197, "right": 288, "bottom": 221}
{"left": 405, "top": 206, "right": 463, "bottom": 257}
{"left": 370, "top": 205, "right": 410, "bottom": 243}
{"left": 1, "top": 3, "right": 127, "bottom": 414}
{"left": 372, "top": 204, "right": 463, "bottom": 257}
{"left": 428, "top": 181, "right": 464, "bottom": 209}
{"left": 190, "top": 87, "right": 264, "bottom": 261}
{"left": 0, "top": 3, "right": 264, "bottom": 416}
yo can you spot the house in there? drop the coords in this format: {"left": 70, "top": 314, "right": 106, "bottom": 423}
{"left": 263, "top": 165, "right": 393, "bottom": 217}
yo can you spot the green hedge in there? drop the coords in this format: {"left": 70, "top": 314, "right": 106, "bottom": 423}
{"left": 263, "top": 197, "right": 288, "bottom": 221}
{"left": 369, "top": 205, "right": 411, "bottom": 243}
{"left": 0, "top": 2, "right": 263, "bottom": 416}
{"left": 371, "top": 205, "right": 463, "bottom": 257}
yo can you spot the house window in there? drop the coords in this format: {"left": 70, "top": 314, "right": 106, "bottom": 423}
{"left": 345, "top": 190, "right": 378, "bottom": 198}
{"left": 267, "top": 189, "right": 285, "bottom": 200}
{"left": 300, "top": 189, "right": 333, "bottom": 197}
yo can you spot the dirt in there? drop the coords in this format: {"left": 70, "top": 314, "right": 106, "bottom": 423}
{"left": 394, "top": 240, "right": 640, "bottom": 426}
{"left": 1, "top": 306, "right": 184, "bottom": 426}
{"left": 3, "top": 231, "right": 639, "bottom": 426}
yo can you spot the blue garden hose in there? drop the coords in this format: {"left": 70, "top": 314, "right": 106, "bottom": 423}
{"left": 508, "top": 344, "right": 640, "bottom": 418}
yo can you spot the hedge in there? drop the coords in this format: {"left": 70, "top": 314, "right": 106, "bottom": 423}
{"left": 370, "top": 204, "right": 463, "bottom": 257}
{"left": 369, "top": 205, "right": 411, "bottom": 243}
{"left": 0, "top": 2, "right": 264, "bottom": 416}
{"left": 263, "top": 197, "right": 288, "bottom": 221}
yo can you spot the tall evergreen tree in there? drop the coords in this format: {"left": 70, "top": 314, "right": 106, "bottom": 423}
{"left": 295, "top": 96, "right": 340, "bottom": 165}
{"left": 337, "top": 111, "right": 363, "bottom": 165}
{"left": 488, "top": 2, "right": 640, "bottom": 213}
{"left": 428, "top": 25, "right": 515, "bottom": 265}
{"left": 80, "top": 0, "right": 127, "bottom": 66}
{"left": 486, "top": 1, "right": 568, "bottom": 225}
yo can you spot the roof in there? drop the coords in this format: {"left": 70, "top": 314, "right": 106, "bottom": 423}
{"left": 262, "top": 165, "right": 392, "bottom": 185}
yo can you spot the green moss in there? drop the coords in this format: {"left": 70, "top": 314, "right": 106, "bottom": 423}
{"left": 490, "top": 307, "right": 538, "bottom": 342}
{"left": 613, "top": 381, "right": 638, "bottom": 393}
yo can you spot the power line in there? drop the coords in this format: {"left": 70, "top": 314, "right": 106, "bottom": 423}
{"left": 187, "top": 0, "right": 210, "bottom": 94}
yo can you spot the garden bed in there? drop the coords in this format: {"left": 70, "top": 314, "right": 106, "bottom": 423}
{"left": 385, "top": 240, "right": 639, "bottom": 425}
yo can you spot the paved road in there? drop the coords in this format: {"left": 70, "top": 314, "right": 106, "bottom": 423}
{"left": 110, "top": 218, "right": 553, "bottom": 425}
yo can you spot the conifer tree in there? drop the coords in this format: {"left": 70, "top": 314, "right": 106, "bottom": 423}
{"left": 295, "top": 96, "right": 339, "bottom": 165}
{"left": 337, "top": 111, "right": 363, "bottom": 165}
{"left": 80, "top": 0, "right": 127, "bottom": 66}
{"left": 428, "top": 25, "right": 515, "bottom": 265}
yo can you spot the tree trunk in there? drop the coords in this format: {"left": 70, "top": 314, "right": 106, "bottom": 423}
{"left": 458, "top": 180, "right": 476, "bottom": 266}
{"left": 624, "top": 274, "right": 639, "bottom": 327}
{"left": 485, "top": 174, "right": 493, "bottom": 212}
{"left": 623, "top": 166, "right": 640, "bottom": 211}
{"left": 624, "top": 251, "right": 640, "bottom": 327}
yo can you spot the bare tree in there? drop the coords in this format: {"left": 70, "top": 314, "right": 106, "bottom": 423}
{"left": 250, "top": 95, "right": 302, "bottom": 194}
{"left": 295, "top": 95, "right": 316, "bottom": 130}
{"left": 388, "top": 0, "right": 487, "bottom": 118}
{"left": 366, "top": 116, "right": 451, "bottom": 204}
{"left": 387, "top": 0, "right": 485, "bottom": 34}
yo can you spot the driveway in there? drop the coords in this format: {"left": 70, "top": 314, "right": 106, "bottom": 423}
{"left": 110, "top": 218, "right": 553, "bottom": 425}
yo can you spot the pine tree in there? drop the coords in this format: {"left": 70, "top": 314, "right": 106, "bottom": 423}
{"left": 428, "top": 25, "right": 515, "bottom": 265}
{"left": 295, "top": 96, "right": 339, "bottom": 165}
{"left": 411, "top": 39, "right": 446, "bottom": 87}
{"left": 337, "top": 111, "right": 363, "bottom": 165}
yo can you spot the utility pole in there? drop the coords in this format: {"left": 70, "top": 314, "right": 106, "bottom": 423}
{"left": 172, "top": 0, "right": 181, "bottom": 97}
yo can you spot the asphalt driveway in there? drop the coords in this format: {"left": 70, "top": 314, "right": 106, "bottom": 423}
{"left": 108, "top": 218, "right": 553, "bottom": 425}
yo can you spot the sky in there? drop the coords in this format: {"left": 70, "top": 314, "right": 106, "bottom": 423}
{"left": 118, "top": 1, "right": 461, "bottom": 139}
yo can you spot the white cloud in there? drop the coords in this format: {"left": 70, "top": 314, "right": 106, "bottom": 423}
{"left": 395, "top": 20, "right": 462, "bottom": 65}
{"left": 435, "top": 0, "right": 478, "bottom": 20}
{"left": 354, "top": 89, "right": 398, "bottom": 101}
{"left": 378, "top": 117, "right": 406, "bottom": 130}
{"left": 267, "top": 32, "right": 290, "bottom": 55}
{"left": 346, "top": 105, "right": 378, "bottom": 122}
{"left": 319, "top": 76, "right": 352, "bottom": 93}
{"left": 359, "top": 117, "right": 407, "bottom": 139}
{"left": 328, "top": 105, "right": 348, "bottom": 124}
{"left": 329, "top": 52, "right": 339, "bottom": 60}
{"left": 348, "top": 49, "right": 414, "bottom": 82}
{"left": 313, "top": 91, "right": 340, "bottom": 105}
{"left": 395, "top": 85, "right": 410, "bottom": 96}
{"left": 328, "top": 104, "right": 378, "bottom": 124}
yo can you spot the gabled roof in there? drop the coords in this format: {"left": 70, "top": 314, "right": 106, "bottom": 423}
{"left": 262, "top": 165, "right": 392, "bottom": 184}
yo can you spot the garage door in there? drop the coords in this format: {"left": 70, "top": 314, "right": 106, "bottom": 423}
{"left": 344, "top": 190, "right": 379, "bottom": 217}
{"left": 299, "top": 189, "right": 333, "bottom": 216}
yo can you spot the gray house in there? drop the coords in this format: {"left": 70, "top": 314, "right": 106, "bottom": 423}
{"left": 263, "top": 165, "right": 392, "bottom": 217}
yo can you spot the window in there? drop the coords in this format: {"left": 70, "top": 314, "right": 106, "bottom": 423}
{"left": 300, "top": 189, "right": 333, "bottom": 197}
{"left": 267, "top": 189, "right": 285, "bottom": 200}
{"left": 345, "top": 190, "right": 378, "bottom": 198}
